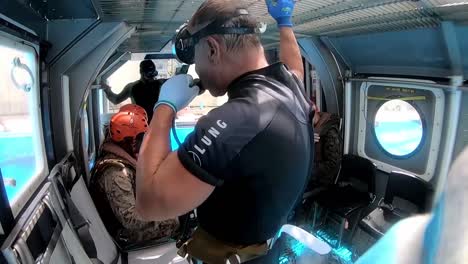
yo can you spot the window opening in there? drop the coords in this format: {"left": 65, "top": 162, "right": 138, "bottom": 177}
{"left": 374, "top": 99, "right": 424, "bottom": 157}
{"left": 0, "top": 34, "right": 47, "bottom": 215}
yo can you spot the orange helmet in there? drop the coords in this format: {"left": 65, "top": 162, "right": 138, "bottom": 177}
{"left": 110, "top": 111, "right": 148, "bottom": 142}
{"left": 119, "top": 104, "right": 148, "bottom": 121}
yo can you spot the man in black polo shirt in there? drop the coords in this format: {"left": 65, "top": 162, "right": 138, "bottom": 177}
{"left": 103, "top": 60, "right": 163, "bottom": 122}
{"left": 136, "top": 0, "right": 313, "bottom": 263}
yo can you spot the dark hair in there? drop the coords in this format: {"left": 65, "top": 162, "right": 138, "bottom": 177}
{"left": 140, "top": 60, "right": 155, "bottom": 72}
{"left": 189, "top": 0, "right": 261, "bottom": 52}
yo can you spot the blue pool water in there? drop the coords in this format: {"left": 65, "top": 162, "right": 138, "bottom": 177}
{"left": 0, "top": 135, "right": 37, "bottom": 204}
{"left": 170, "top": 126, "right": 194, "bottom": 150}
{"left": 0, "top": 127, "right": 195, "bottom": 204}
{"left": 374, "top": 120, "right": 423, "bottom": 156}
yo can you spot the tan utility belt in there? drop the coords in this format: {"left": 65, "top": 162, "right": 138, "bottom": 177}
{"left": 177, "top": 228, "right": 277, "bottom": 264}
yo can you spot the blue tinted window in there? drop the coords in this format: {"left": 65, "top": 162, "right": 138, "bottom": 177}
{"left": 374, "top": 100, "right": 423, "bottom": 156}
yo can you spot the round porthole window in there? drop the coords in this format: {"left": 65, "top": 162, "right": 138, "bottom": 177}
{"left": 374, "top": 99, "right": 424, "bottom": 157}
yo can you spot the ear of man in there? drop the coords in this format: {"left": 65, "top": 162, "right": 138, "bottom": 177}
{"left": 206, "top": 37, "right": 222, "bottom": 65}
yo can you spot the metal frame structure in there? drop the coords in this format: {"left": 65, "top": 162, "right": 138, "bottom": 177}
{"left": 1, "top": 1, "right": 468, "bottom": 262}
{"left": 48, "top": 21, "right": 135, "bottom": 161}
{"left": 92, "top": 0, "right": 468, "bottom": 53}
{"left": 97, "top": 51, "right": 130, "bottom": 80}
{"left": 299, "top": 37, "right": 345, "bottom": 116}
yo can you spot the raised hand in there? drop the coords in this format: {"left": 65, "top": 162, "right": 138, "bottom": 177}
{"left": 154, "top": 74, "right": 200, "bottom": 113}
{"left": 265, "top": 0, "right": 295, "bottom": 27}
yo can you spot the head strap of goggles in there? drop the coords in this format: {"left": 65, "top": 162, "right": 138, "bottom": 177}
{"left": 174, "top": 8, "right": 263, "bottom": 64}
{"left": 202, "top": 10, "right": 259, "bottom": 37}
{"left": 182, "top": 9, "right": 261, "bottom": 42}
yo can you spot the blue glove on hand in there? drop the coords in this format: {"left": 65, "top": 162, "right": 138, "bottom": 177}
{"left": 265, "top": 0, "right": 295, "bottom": 27}
{"left": 154, "top": 74, "right": 200, "bottom": 113}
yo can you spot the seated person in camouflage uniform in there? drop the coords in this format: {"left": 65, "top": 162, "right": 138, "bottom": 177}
{"left": 310, "top": 103, "right": 343, "bottom": 187}
{"left": 91, "top": 104, "right": 179, "bottom": 245}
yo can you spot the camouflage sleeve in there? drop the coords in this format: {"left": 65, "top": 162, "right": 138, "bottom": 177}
{"left": 101, "top": 167, "right": 179, "bottom": 241}
{"left": 318, "top": 128, "right": 343, "bottom": 184}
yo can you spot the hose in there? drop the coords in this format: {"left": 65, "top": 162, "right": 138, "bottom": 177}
{"left": 172, "top": 118, "right": 183, "bottom": 147}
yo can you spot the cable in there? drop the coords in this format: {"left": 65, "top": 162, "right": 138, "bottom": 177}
{"left": 172, "top": 118, "right": 183, "bottom": 147}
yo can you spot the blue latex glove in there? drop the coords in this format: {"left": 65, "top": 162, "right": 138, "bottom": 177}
{"left": 154, "top": 74, "right": 200, "bottom": 113}
{"left": 265, "top": 0, "right": 295, "bottom": 27}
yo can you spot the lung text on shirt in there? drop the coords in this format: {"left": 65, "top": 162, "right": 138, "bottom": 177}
{"left": 189, "top": 120, "right": 228, "bottom": 166}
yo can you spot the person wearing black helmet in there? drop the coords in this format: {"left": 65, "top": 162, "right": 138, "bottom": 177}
{"left": 103, "top": 59, "right": 164, "bottom": 122}
{"left": 136, "top": 0, "right": 313, "bottom": 263}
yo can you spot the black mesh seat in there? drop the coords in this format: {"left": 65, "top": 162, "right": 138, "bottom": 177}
{"left": 360, "top": 171, "right": 433, "bottom": 238}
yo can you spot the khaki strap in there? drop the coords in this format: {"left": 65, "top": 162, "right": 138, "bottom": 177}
{"left": 178, "top": 228, "right": 270, "bottom": 264}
